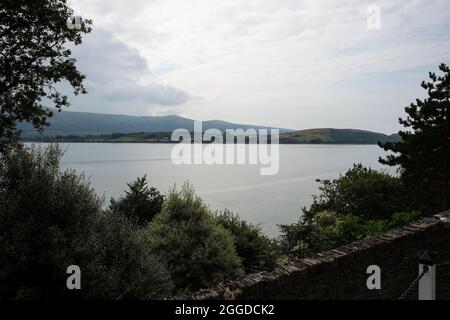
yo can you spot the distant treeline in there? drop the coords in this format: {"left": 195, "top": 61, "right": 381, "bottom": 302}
{"left": 23, "top": 128, "right": 401, "bottom": 145}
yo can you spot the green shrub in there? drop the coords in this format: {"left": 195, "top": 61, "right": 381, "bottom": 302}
{"left": 215, "top": 210, "right": 277, "bottom": 273}
{"left": 304, "top": 163, "right": 411, "bottom": 220}
{"left": 82, "top": 211, "right": 173, "bottom": 299}
{"left": 0, "top": 144, "right": 172, "bottom": 299}
{"left": 280, "top": 164, "right": 424, "bottom": 260}
{"left": 279, "top": 211, "right": 423, "bottom": 260}
{"left": 146, "top": 183, "right": 243, "bottom": 291}
{"left": 110, "top": 175, "right": 164, "bottom": 227}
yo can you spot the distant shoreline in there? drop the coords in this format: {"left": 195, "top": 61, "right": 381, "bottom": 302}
{"left": 22, "top": 138, "right": 390, "bottom": 145}
{"left": 24, "top": 140, "right": 383, "bottom": 145}
{"left": 22, "top": 128, "right": 400, "bottom": 145}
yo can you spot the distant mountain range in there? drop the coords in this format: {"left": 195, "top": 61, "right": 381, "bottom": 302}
{"left": 20, "top": 110, "right": 400, "bottom": 144}
{"left": 19, "top": 110, "right": 291, "bottom": 137}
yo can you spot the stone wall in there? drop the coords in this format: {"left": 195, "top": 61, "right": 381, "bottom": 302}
{"left": 187, "top": 212, "right": 450, "bottom": 300}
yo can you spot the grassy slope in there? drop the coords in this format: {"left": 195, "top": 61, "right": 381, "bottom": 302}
{"left": 278, "top": 128, "right": 400, "bottom": 144}
{"left": 25, "top": 128, "right": 400, "bottom": 144}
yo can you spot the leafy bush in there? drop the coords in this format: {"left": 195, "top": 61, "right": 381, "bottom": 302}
{"left": 82, "top": 211, "right": 173, "bottom": 299}
{"left": 146, "top": 183, "right": 243, "bottom": 291}
{"left": 110, "top": 175, "right": 164, "bottom": 226}
{"left": 304, "top": 163, "right": 411, "bottom": 220}
{"left": 0, "top": 145, "right": 172, "bottom": 299}
{"left": 215, "top": 210, "right": 277, "bottom": 273}
{"left": 279, "top": 164, "right": 423, "bottom": 260}
{"left": 279, "top": 211, "right": 422, "bottom": 260}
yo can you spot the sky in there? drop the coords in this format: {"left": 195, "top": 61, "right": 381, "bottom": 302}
{"left": 67, "top": 0, "right": 450, "bottom": 133}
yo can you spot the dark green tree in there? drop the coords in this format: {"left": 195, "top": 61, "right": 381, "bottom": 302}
{"left": 379, "top": 63, "right": 450, "bottom": 212}
{"left": 146, "top": 183, "right": 243, "bottom": 291}
{"left": 84, "top": 211, "right": 173, "bottom": 299}
{"left": 278, "top": 211, "right": 421, "bottom": 260}
{"left": 215, "top": 210, "right": 277, "bottom": 273}
{"left": 303, "top": 163, "right": 410, "bottom": 220}
{"left": 0, "top": 144, "right": 172, "bottom": 299}
{"left": 0, "top": 0, "right": 92, "bottom": 152}
{"left": 110, "top": 175, "right": 164, "bottom": 226}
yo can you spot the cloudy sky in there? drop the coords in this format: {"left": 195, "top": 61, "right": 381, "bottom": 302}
{"left": 67, "top": 0, "right": 450, "bottom": 133}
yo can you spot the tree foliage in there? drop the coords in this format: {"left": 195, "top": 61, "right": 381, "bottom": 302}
{"left": 110, "top": 175, "right": 164, "bottom": 227}
{"left": 0, "top": 0, "right": 92, "bottom": 152}
{"left": 215, "top": 210, "right": 277, "bottom": 274}
{"left": 146, "top": 183, "right": 243, "bottom": 291}
{"left": 0, "top": 144, "right": 172, "bottom": 299}
{"left": 379, "top": 63, "right": 450, "bottom": 212}
{"left": 84, "top": 211, "right": 173, "bottom": 299}
{"left": 303, "top": 163, "right": 410, "bottom": 220}
{"left": 279, "top": 211, "right": 421, "bottom": 260}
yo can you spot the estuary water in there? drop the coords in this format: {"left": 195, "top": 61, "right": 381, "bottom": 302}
{"left": 39, "top": 143, "right": 394, "bottom": 237}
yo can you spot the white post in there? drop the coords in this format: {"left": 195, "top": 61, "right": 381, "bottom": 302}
{"left": 418, "top": 251, "right": 436, "bottom": 300}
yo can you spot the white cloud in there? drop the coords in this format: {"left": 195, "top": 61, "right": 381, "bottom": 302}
{"left": 68, "top": 0, "right": 450, "bottom": 132}
{"left": 67, "top": 28, "right": 190, "bottom": 115}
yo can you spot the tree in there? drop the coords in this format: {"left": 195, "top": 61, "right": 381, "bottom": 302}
{"left": 0, "top": 0, "right": 92, "bottom": 152}
{"left": 379, "top": 63, "right": 450, "bottom": 212}
{"left": 0, "top": 144, "right": 172, "bottom": 299}
{"left": 83, "top": 211, "right": 173, "bottom": 299}
{"left": 215, "top": 210, "right": 277, "bottom": 274}
{"left": 303, "top": 163, "right": 410, "bottom": 220}
{"left": 146, "top": 183, "right": 243, "bottom": 292}
{"left": 110, "top": 175, "right": 164, "bottom": 227}
{"left": 278, "top": 211, "right": 421, "bottom": 260}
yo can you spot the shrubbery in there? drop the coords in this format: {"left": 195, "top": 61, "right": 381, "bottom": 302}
{"left": 146, "top": 184, "right": 243, "bottom": 291}
{"left": 0, "top": 145, "right": 429, "bottom": 297}
{"left": 0, "top": 145, "right": 282, "bottom": 298}
{"left": 215, "top": 210, "right": 278, "bottom": 273}
{"left": 279, "top": 211, "right": 422, "bottom": 259}
{"left": 110, "top": 175, "right": 164, "bottom": 226}
{"left": 303, "top": 163, "right": 411, "bottom": 220}
{"left": 0, "top": 145, "right": 172, "bottom": 299}
{"left": 82, "top": 211, "right": 173, "bottom": 299}
{"left": 278, "top": 163, "right": 423, "bottom": 260}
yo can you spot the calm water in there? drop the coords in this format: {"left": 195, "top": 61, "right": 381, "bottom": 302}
{"left": 39, "top": 143, "right": 394, "bottom": 237}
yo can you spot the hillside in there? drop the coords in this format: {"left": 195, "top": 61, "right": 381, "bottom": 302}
{"left": 19, "top": 110, "right": 400, "bottom": 144}
{"left": 25, "top": 128, "right": 401, "bottom": 144}
{"left": 18, "top": 110, "right": 291, "bottom": 137}
{"left": 278, "top": 128, "right": 400, "bottom": 144}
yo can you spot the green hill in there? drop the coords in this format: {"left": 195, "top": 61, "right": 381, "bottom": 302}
{"left": 18, "top": 109, "right": 291, "bottom": 137}
{"left": 26, "top": 128, "right": 401, "bottom": 144}
{"left": 278, "top": 128, "right": 400, "bottom": 144}
{"left": 19, "top": 110, "right": 400, "bottom": 144}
